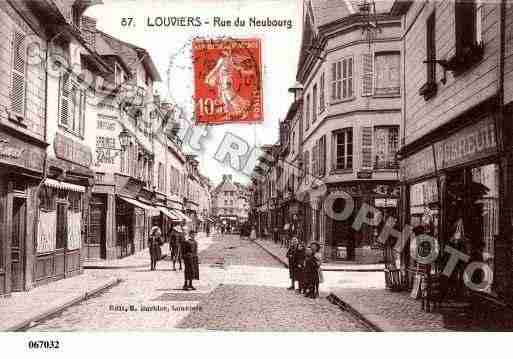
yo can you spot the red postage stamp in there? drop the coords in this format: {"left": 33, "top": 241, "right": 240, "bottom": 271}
{"left": 192, "top": 38, "right": 263, "bottom": 125}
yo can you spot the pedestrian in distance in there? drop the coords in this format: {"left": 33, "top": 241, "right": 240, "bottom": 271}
{"left": 272, "top": 226, "right": 279, "bottom": 244}
{"left": 182, "top": 229, "right": 200, "bottom": 290}
{"left": 249, "top": 225, "right": 257, "bottom": 241}
{"left": 149, "top": 226, "right": 163, "bottom": 271}
{"left": 286, "top": 237, "right": 298, "bottom": 290}
{"left": 169, "top": 225, "right": 183, "bottom": 271}
{"left": 294, "top": 241, "right": 306, "bottom": 294}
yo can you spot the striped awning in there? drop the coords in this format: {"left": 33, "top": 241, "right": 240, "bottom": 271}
{"left": 44, "top": 179, "right": 85, "bottom": 193}
{"left": 118, "top": 196, "right": 160, "bottom": 216}
{"left": 157, "top": 206, "right": 180, "bottom": 221}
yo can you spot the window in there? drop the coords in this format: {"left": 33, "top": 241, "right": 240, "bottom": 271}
{"left": 374, "top": 52, "right": 400, "bottom": 96}
{"left": 420, "top": 12, "right": 438, "bottom": 100}
{"left": 312, "top": 141, "right": 318, "bottom": 177}
{"left": 10, "top": 31, "right": 27, "bottom": 120}
{"left": 333, "top": 128, "right": 353, "bottom": 170}
{"left": 59, "top": 73, "right": 86, "bottom": 137}
{"left": 374, "top": 126, "right": 399, "bottom": 169}
{"left": 455, "top": 0, "right": 483, "bottom": 56}
{"left": 305, "top": 94, "right": 310, "bottom": 130}
{"left": 115, "top": 63, "right": 124, "bottom": 86}
{"left": 312, "top": 84, "right": 318, "bottom": 123}
{"left": 426, "top": 12, "right": 436, "bottom": 85}
{"left": 319, "top": 73, "right": 325, "bottom": 112}
{"left": 331, "top": 57, "right": 353, "bottom": 101}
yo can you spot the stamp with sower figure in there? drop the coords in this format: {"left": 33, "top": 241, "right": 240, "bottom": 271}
{"left": 192, "top": 38, "right": 263, "bottom": 125}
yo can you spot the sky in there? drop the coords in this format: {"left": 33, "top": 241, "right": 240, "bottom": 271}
{"left": 86, "top": 0, "right": 302, "bottom": 185}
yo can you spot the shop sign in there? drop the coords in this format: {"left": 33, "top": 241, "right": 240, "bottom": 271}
{"left": 0, "top": 133, "right": 45, "bottom": 173}
{"left": 357, "top": 170, "right": 372, "bottom": 179}
{"left": 400, "top": 146, "right": 435, "bottom": 181}
{"left": 434, "top": 116, "right": 497, "bottom": 170}
{"left": 54, "top": 133, "right": 92, "bottom": 168}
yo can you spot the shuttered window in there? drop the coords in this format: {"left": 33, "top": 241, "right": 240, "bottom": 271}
{"left": 319, "top": 72, "right": 325, "bottom": 112}
{"left": 305, "top": 94, "right": 310, "bottom": 130}
{"left": 331, "top": 57, "right": 354, "bottom": 101}
{"left": 426, "top": 12, "right": 436, "bottom": 84}
{"left": 374, "top": 126, "right": 399, "bottom": 169}
{"left": 312, "top": 142, "right": 318, "bottom": 177}
{"left": 333, "top": 128, "right": 353, "bottom": 170}
{"left": 319, "top": 135, "right": 326, "bottom": 176}
{"left": 304, "top": 151, "right": 310, "bottom": 184}
{"left": 10, "top": 31, "right": 27, "bottom": 119}
{"left": 362, "top": 53, "right": 373, "bottom": 96}
{"left": 361, "top": 126, "right": 373, "bottom": 170}
{"left": 375, "top": 52, "right": 400, "bottom": 96}
{"left": 59, "top": 74, "right": 85, "bottom": 137}
{"left": 455, "top": 0, "right": 478, "bottom": 55}
{"left": 312, "top": 84, "right": 318, "bottom": 123}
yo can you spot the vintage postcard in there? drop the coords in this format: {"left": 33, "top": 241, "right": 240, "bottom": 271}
{"left": 0, "top": 0, "right": 511, "bottom": 357}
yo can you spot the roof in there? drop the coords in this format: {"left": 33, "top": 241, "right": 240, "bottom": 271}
{"left": 97, "top": 30, "right": 161, "bottom": 81}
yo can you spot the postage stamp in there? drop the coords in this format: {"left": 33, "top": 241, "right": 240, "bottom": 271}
{"left": 192, "top": 38, "right": 263, "bottom": 125}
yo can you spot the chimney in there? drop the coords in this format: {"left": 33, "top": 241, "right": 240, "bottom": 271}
{"left": 81, "top": 16, "right": 97, "bottom": 50}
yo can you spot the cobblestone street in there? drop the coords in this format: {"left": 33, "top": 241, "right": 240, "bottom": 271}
{"left": 29, "top": 234, "right": 367, "bottom": 331}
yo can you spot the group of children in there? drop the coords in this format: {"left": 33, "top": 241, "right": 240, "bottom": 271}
{"left": 286, "top": 238, "right": 323, "bottom": 298}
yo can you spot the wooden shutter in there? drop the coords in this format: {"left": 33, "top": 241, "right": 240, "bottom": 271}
{"left": 10, "top": 31, "right": 26, "bottom": 118}
{"left": 320, "top": 135, "right": 326, "bottom": 176}
{"left": 60, "top": 74, "right": 71, "bottom": 127}
{"left": 362, "top": 53, "right": 373, "bottom": 96}
{"left": 361, "top": 126, "right": 373, "bottom": 170}
{"left": 331, "top": 62, "right": 337, "bottom": 101}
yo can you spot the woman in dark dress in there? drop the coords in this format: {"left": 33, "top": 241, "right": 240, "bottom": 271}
{"left": 182, "top": 230, "right": 199, "bottom": 290}
{"left": 149, "top": 226, "right": 162, "bottom": 271}
{"left": 294, "top": 242, "right": 306, "bottom": 294}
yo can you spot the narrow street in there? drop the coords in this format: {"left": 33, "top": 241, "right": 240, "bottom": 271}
{"left": 28, "top": 234, "right": 367, "bottom": 331}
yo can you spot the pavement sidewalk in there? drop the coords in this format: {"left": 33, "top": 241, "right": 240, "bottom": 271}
{"left": 0, "top": 272, "right": 120, "bottom": 331}
{"left": 254, "top": 239, "right": 384, "bottom": 272}
{"left": 328, "top": 287, "right": 513, "bottom": 331}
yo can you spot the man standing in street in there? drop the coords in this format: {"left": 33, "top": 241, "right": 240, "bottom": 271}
{"left": 169, "top": 225, "right": 183, "bottom": 271}
{"left": 182, "top": 230, "right": 200, "bottom": 290}
{"left": 286, "top": 237, "right": 298, "bottom": 290}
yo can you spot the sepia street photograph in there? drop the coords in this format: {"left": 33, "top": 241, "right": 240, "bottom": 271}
{"left": 0, "top": 0, "right": 512, "bottom": 356}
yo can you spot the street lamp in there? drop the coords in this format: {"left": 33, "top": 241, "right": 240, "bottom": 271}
{"left": 118, "top": 128, "right": 131, "bottom": 150}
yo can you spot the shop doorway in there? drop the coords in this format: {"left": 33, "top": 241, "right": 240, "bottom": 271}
{"left": 331, "top": 197, "right": 356, "bottom": 261}
{"left": 10, "top": 196, "right": 26, "bottom": 292}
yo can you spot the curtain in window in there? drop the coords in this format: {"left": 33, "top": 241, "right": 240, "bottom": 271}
{"left": 67, "top": 210, "right": 82, "bottom": 250}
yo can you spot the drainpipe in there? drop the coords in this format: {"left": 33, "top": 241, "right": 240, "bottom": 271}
{"left": 497, "top": 0, "right": 510, "bottom": 298}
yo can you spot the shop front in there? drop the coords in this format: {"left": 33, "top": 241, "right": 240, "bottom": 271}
{"left": 399, "top": 113, "right": 501, "bottom": 296}
{"left": 0, "top": 129, "right": 46, "bottom": 295}
{"left": 35, "top": 179, "right": 86, "bottom": 286}
{"left": 324, "top": 182, "right": 399, "bottom": 263}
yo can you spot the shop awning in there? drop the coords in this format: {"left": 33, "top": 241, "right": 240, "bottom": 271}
{"left": 157, "top": 206, "right": 180, "bottom": 221}
{"left": 170, "top": 209, "right": 192, "bottom": 223}
{"left": 44, "top": 178, "right": 85, "bottom": 193}
{"left": 118, "top": 196, "right": 160, "bottom": 216}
